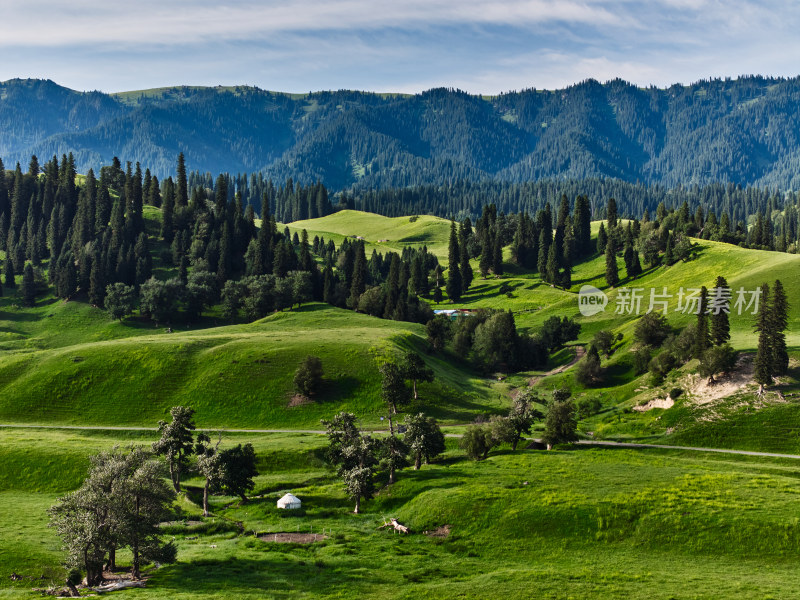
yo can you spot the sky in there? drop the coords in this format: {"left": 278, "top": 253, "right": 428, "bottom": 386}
{"left": 1, "top": 0, "right": 799, "bottom": 94}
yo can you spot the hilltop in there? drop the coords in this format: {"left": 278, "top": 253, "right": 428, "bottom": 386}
{"left": 5, "top": 76, "right": 800, "bottom": 189}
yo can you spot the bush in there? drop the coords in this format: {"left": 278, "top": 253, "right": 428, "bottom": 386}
{"left": 294, "top": 355, "right": 324, "bottom": 396}
{"left": 633, "top": 346, "right": 652, "bottom": 375}
{"left": 540, "top": 316, "right": 581, "bottom": 351}
{"left": 634, "top": 312, "right": 671, "bottom": 346}
{"left": 576, "top": 346, "right": 603, "bottom": 386}
{"left": 542, "top": 400, "right": 578, "bottom": 448}
{"left": 698, "top": 344, "right": 738, "bottom": 382}
{"left": 669, "top": 387, "right": 683, "bottom": 399}
{"left": 460, "top": 423, "right": 495, "bottom": 460}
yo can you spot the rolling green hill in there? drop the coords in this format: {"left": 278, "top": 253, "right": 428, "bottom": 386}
{"left": 0, "top": 302, "right": 501, "bottom": 428}
{"left": 285, "top": 210, "right": 453, "bottom": 259}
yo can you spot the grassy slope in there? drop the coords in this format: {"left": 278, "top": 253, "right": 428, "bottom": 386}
{"left": 5, "top": 428, "right": 800, "bottom": 598}
{"left": 285, "top": 210, "right": 452, "bottom": 260}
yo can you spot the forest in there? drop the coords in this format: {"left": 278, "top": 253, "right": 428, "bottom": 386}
{"left": 6, "top": 76, "right": 800, "bottom": 191}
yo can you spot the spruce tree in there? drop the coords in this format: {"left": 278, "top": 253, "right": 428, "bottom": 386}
{"left": 693, "top": 286, "right": 710, "bottom": 358}
{"left": 573, "top": 195, "right": 592, "bottom": 256}
{"left": 546, "top": 243, "right": 559, "bottom": 285}
{"left": 754, "top": 282, "right": 772, "bottom": 390}
{"left": 538, "top": 228, "right": 551, "bottom": 275}
{"left": 21, "top": 263, "right": 35, "bottom": 306}
{"left": 770, "top": 279, "right": 789, "bottom": 376}
{"left": 604, "top": 240, "right": 618, "bottom": 288}
{"left": 710, "top": 275, "right": 731, "bottom": 345}
{"left": 4, "top": 255, "right": 14, "bottom": 288}
{"left": 348, "top": 242, "right": 367, "bottom": 308}
{"left": 607, "top": 197, "right": 618, "bottom": 230}
{"left": 447, "top": 221, "right": 462, "bottom": 301}
{"left": 596, "top": 223, "right": 607, "bottom": 255}
{"left": 175, "top": 153, "right": 188, "bottom": 208}
{"left": 492, "top": 233, "right": 503, "bottom": 275}
{"left": 459, "top": 226, "right": 473, "bottom": 291}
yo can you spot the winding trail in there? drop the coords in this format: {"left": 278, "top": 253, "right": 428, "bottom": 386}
{"left": 528, "top": 345, "right": 585, "bottom": 387}
{"left": 3, "top": 423, "right": 800, "bottom": 460}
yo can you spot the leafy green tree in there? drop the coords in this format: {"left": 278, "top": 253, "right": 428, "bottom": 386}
{"left": 634, "top": 312, "right": 671, "bottom": 346}
{"left": 218, "top": 443, "right": 259, "bottom": 503}
{"left": 542, "top": 399, "right": 578, "bottom": 449}
{"left": 104, "top": 282, "right": 136, "bottom": 321}
{"left": 507, "top": 390, "right": 542, "bottom": 450}
{"left": 576, "top": 345, "right": 603, "bottom": 385}
{"left": 139, "top": 277, "right": 183, "bottom": 323}
{"left": 592, "top": 330, "right": 621, "bottom": 358}
{"left": 426, "top": 314, "right": 450, "bottom": 351}
{"left": 152, "top": 406, "right": 197, "bottom": 492}
{"left": 400, "top": 351, "right": 434, "bottom": 400}
{"left": 379, "top": 362, "right": 411, "bottom": 432}
{"left": 294, "top": 355, "right": 324, "bottom": 397}
{"left": 322, "top": 412, "right": 378, "bottom": 513}
{"left": 403, "top": 413, "right": 445, "bottom": 469}
{"left": 380, "top": 434, "right": 409, "bottom": 484}
{"left": 195, "top": 433, "right": 224, "bottom": 517}
{"left": 460, "top": 423, "right": 495, "bottom": 460}
{"left": 698, "top": 344, "right": 738, "bottom": 383}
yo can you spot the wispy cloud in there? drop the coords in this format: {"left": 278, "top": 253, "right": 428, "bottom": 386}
{"left": 1, "top": 1, "right": 799, "bottom": 93}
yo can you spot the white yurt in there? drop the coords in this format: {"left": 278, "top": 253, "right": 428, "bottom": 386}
{"left": 277, "top": 493, "right": 301, "bottom": 510}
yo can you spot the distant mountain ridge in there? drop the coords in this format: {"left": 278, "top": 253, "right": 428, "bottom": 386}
{"left": 3, "top": 76, "right": 800, "bottom": 190}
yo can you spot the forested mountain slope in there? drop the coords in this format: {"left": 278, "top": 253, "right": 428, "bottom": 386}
{"left": 4, "top": 76, "right": 800, "bottom": 190}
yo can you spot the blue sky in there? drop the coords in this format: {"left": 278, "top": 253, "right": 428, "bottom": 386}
{"left": 1, "top": 0, "right": 799, "bottom": 93}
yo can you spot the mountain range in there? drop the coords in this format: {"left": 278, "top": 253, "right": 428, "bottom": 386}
{"left": 2, "top": 76, "right": 800, "bottom": 191}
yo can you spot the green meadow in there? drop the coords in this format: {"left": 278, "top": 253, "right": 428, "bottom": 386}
{"left": 3, "top": 208, "right": 800, "bottom": 597}
{"left": 5, "top": 428, "right": 800, "bottom": 599}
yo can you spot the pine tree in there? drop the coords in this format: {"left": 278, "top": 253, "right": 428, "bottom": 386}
{"left": 4, "top": 255, "right": 15, "bottom": 287}
{"left": 538, "top": 228, "right": 551, "bottom": 275}
{"left": 604, "top": 240, "right": 618, "bottom": 288}
{"left": 447, "top": 221, "right": 462, "bottom": 301}
{"left": 573, "top": 195, "right": 592, "bottom": 256}
{"left": 710, "top": 275, "right": 730, "bottom": 345}
{"left": 175, "top": 153, "right": 188, "bottom": 208}
{"left": 492, "top": 233, "right": 503, "bottom": 275}
{"left": 607, "top": 197, "right": 618, "bottom": 230}
{"left": 770, "top": 279, "right": 789, "bottom": 376}
{"left": 754, "top": 282, "right": 772, "bottom": 390}
{"left": 546, "top": 243, "right": 559, "bottom": 285}
{"left": 596, "top": 223, "right": 607, "bottom": 255}
{"left": 693, "top": 286, "right": 710, "bottom": 358}
{"left": 459, "top": 224, "right": 473, "bottom": 291}
{"left": 348, "top": 242, "right": 367, "bottom": 308}
{"left": 21, "top": 263, "right": 35, "bottom": 306}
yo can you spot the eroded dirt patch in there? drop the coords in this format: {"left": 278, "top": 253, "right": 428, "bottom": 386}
{"left": 424, "top": 525, "right": 451, "bottom": 538}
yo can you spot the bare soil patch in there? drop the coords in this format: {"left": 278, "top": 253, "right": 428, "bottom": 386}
{"left": 424, "top": 525, "right": 451, "bottom": 538}
{"left": 259, "top": 532, "right": 328, "bottom": 543}
{"left": 287, "top": 394, "right": 312, "bottom": 408}
{"left": 687, "top": 353, "right": 755, "bottom": 406}
{"left": 634, "top": 396, "right": 675, "bottom": 412}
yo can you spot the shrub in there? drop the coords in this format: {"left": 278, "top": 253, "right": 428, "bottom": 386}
{"left": 542, "top": 400, "right": 578, "bottom": 448}
{"left": 634, "top": 312, "right": 671, "bottom": 346}
{"left": 633, "top": 346, "right": 652, "bottom": 375}
{"left": 294, "top": 355, "right": 324, "bottom": 396}
{"left": 576, "top": 346, "right": 603, "bottom": 386}
{"left": 460, "top": 423, "right": 495, "bottom": 460}
{"left": 669, "top": 387, "right": 683, "bottom": 399}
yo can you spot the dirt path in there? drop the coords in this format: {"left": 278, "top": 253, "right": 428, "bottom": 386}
{"left": 528, "top": 345, "right": 585, "bottom": 386}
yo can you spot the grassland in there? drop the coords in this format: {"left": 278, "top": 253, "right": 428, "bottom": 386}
{"left": 5, "top": 427, "right": 800, "bottom": 598}
{"left": 285, "top": 210, "right": 453, "bottom": 260}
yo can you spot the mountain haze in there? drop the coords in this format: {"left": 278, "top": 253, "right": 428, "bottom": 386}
{"left": 3, "top": 76, "right": 800, "bottom": 190}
